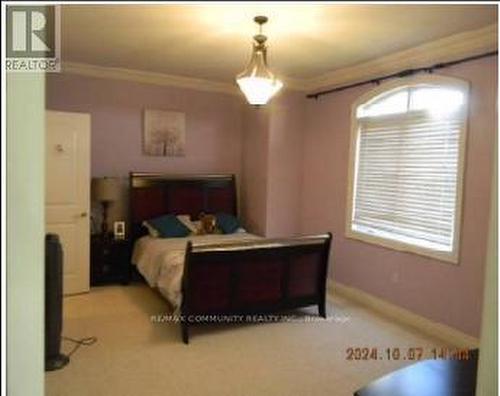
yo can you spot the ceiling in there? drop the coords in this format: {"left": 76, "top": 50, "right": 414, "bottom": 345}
{"left": 61, "top": 4, "right": 497, "bottom": 84}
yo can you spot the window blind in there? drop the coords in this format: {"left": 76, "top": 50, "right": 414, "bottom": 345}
{"left": 351, "top": 110, "right": 465, "bottom": 253}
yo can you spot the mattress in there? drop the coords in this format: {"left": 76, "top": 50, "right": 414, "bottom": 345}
{"left": 131, "top": 233, "right": 260, "bottom": 310}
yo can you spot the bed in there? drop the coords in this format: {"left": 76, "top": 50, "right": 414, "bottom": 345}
{"left": 129, "top": 172, "right": 332, "bottom": 343}
{"left": 132, "top": 233, "right": 261, "bottom": 309}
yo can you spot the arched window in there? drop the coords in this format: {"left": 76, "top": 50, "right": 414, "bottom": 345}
{"left": 346, "top": 75, "right": 469, "bottom": 263}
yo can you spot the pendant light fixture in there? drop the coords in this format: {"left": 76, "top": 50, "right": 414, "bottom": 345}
{"left": 236, "top": 16, "right": 283, "bottom": 105}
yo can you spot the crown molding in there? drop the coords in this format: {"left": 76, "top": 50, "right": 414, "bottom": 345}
{"left": 61, "top": 24, "right": 497, "bottom": 96}
{"left": 62, "top": 61, "right": 242, "bottom": 96}
{"left": 304, "top": 24, "right": 498, "bottom": 93}
{"left": 280, "top": 76, "right": 307, "bottom": 91}
{"left": 62, "top": 61, "right": 305, "bottom": 96}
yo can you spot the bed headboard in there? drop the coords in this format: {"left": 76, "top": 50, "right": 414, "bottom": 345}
{"left": 129, "top": 173, "right": 237, "bottom": 241}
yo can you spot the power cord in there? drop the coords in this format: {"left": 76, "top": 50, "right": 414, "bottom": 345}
{"left": 62, "top": 336, "right": 98, "bottom": 357}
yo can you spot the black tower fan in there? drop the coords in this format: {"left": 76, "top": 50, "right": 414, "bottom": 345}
{"left": 45, "top": 233, "right": 69, "bottom": 371}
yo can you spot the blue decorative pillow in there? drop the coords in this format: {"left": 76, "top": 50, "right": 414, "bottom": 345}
{"left": 146, "top": 214, "right": 190, "bottom": 238}
{"left": 216, "top": 213, "right": 240, "bottom": 234}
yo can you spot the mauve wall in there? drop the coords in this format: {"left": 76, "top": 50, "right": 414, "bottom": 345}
{"left": 266, "top": 92, "right": 305, "bottom": 237}
{"left": 46, "top": 74, "right": 243, "bottom": 177}
{"left": 46, "top": 73, "right": 243, "bottom": 223}
{"left": 240, "top": 106, "right": 270, "bottom": 235}
{"left": 240, "top": 92, "right": 305, "bottom": 237}
{"left": 301, "top": 57, "right": 497, "bottom": 337}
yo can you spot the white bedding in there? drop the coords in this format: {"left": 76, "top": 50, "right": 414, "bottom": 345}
{"left": 132, "top": 233, "right": 260, "bottom": 310}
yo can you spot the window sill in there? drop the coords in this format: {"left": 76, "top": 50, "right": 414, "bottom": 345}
{"left": 345, "top": 229, "right": 459, "bottom": 264}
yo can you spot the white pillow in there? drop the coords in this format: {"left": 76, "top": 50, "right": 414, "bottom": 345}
{"left": 142, "top": 221, "right": 160, "bottom": 238}
{"left": 176, "top": 215, "right": 198, "bottom": 234}
{"left": 193, "top": 220, "right": 203, "bottom": 234}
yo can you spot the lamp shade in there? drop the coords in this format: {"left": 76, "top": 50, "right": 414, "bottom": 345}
{"left": 237, "top": 76, "right": 283, "bottom": 106}
{"left": 236, "top": 17, "right": 283, "bottom": 105}
{"left": 236, "top": 43, "right": 283, "bottom": 105}
{"left": 92, "top": 177, "right": 120, "bottom": 202}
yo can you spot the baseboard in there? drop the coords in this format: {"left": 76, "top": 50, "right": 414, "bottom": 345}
{"left": 328, "top": 281, "right": 479, "bottom": 349}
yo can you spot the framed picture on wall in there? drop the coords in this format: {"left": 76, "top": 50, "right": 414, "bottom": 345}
{"left": 143, "top": 109, "right": 186, "bottom": 157}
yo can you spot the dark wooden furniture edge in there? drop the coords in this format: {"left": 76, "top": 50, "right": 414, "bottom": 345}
{"left": 354, "top": 349, "right": 479, "bottom": 396}
{"left": 180, "top": 232, "right": 332, "bottom": 344}
{"left": 129, "top": 172, "right": 238, "bottom": 244}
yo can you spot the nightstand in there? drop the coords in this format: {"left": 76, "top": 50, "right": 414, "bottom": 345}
{"left": 90, "top": 236, "right": 132, "bottom": 286}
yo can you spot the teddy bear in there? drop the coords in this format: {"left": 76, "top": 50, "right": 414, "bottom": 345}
{"left": 197, "top": 212, "right": 219, "bottom": 235}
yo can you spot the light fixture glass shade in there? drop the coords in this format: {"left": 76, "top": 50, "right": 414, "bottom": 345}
{"left": 236, "top": 43, "right": 283, "bottom": 105}
{"left": 237, "top": 77, "right": 283, "bottom": 106}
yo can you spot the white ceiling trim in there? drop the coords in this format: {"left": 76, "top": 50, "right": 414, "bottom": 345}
{"left": 304, "top": 24, "right": 498, "bottom": 93}
{"left": 62, "top": 24, "right": 497, "bottom": 96}
{"left": 62, "top": 62, "right": 241, "bottom": 96}
{"left": 62, "top": 61, "right": 306, "bottom": 95}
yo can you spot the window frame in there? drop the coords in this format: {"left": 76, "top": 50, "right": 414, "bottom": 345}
{"left": 345, "top": 74, "right": 469, "bottom": 264}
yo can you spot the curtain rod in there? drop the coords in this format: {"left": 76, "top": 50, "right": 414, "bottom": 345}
{"left": 306, "top": 51, "right": 498, "bottom": 100}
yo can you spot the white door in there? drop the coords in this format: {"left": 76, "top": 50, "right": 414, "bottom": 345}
{"left": 46, "top": 110, "right": 91, "bottom": 295}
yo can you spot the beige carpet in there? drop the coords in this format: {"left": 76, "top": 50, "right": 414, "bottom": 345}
{"left": 45, "top": 284, "right": 448, "bottom": 396}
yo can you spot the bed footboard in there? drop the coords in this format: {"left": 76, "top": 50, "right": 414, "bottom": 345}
{"left": 180, "top": 233, "right": 332, "bottom": 343}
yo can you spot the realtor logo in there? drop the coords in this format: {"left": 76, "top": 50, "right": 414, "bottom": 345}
{"left": 6, "top": 5, "right": 60, "bottom": 72}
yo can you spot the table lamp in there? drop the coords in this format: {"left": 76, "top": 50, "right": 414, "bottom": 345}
{"left": 92, "top": 177, "right": 120, "bottom": 238}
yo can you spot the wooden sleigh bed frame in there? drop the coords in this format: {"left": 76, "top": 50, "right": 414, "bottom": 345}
{"left": 129, "top": 172, "right": 332, "bottom": 343}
